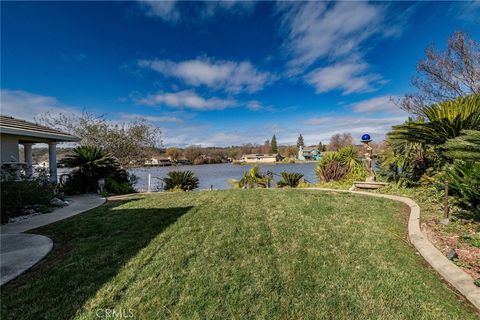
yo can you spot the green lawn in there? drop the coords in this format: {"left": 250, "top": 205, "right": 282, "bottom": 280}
{"left": 1, "top": 190, "right": 477, "bottom": 319}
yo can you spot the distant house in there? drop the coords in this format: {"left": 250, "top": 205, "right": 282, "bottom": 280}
{"left": 176, "top": 156, "right": 191, "bottom": 165}
{"left": 145, "top": 156, "right": 171, "bottom": 166}
{"left": 241, "top": 154, "right": 283, "bottom": 163}
{"left": 298, "top": 146, "right": 321, "bottom": 161}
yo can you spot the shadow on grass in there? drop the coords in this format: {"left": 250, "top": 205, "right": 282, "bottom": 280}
{"left": 1, "top": 199, "right": 193, "bottom": 320}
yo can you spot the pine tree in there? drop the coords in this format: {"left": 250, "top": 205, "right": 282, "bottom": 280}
{"left": 318, "top": 141, "right": 326, "bottom": 152}
{"left": 271, "top": 134, "right": 278, "bottom": 153}
{"left": 297, "top": 134, "right": 305, "bottom": 148}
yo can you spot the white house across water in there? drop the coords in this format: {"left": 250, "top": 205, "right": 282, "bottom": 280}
{"left": 240, "top": 154, "right": 283, "bottom": 163}
{"left": 0, "top": 115, "right": 80, "bottom": 183}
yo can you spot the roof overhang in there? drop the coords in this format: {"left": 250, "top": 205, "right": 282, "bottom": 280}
{"left": 0, "top": 127, "right": 80, "bottom": 143}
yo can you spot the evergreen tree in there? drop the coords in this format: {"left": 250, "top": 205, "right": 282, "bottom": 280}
{"left": 297, "top": 134, "right": 305, "bottom": 148}
{"left": 318, "top": 142, "right": 326, "bottom": 152}
{"left": 271, "top": 134, "right": 278, "bottom": 153}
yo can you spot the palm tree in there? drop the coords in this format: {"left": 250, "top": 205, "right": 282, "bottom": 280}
{"left": 60, "top": 146, "right": 120, "bottom": 192}
{"left": 163, "top": 171, "right": 199, "bottom": 191}
{"left": 229, "top": 166, "right": 269, "bottom": 189}
{"left": 443, "top": 130, "right": 480, "bottom": 162}
{"left": 277, "top": 172, "right": 304, "bottom": 188}
{"left": 388, "top": 95, "right": 480, "bottom": 146}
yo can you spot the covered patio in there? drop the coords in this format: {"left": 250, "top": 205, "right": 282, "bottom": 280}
{"left": 0, "top": 115, "right": 80, "bottom": 183}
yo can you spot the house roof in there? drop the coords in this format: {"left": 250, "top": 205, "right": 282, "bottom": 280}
{"left": 0, "top": 115, "right": 80, "bottom": 142}
{"left": 302, "top": 146, "right": 318, "bottom": 152}
{"left": 242, "top": 154, "right": 280, "bottom": 158}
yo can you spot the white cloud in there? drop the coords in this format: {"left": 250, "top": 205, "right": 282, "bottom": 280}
{"left": 245, "top": 100, "right": 276, "bottom": 112}
{"left": 279, "top": 1, "right": 414, "bottom": 67}
{"left": 305, "top": 62, "right": 383, "bottom": 95}
{"left": 137, "top": 1, "right": 180, "bottom": 22}
{"left": 138, "top": 0, "right": 255, "bottom": 23}
{"left": 161, "top": 112, "right": 408, "bottom": 147}
{"left": 304, "top": 116, "right": 405, "bottom": 127}
{"left": 136, "top": 90, "right": 238, "bottom": 111}
{"left": 351, "top": 95, "right": 405, "bottom": 114}
{"left": 277, "top": 1, "right": 415, "bottom": 94}
{"left": 278, "top": 1, "right": 388, "bottom": 70}
{"left": 119, "top": 113, "right": 182, "bottom": 123}
{"left": 300, "top": 115, "right": 407, "bottom": 144}
{"left": 201, "top": 1, "right": 256, "bottom": 19}
{"left": 452, "top": 1, "right": 480, "bottom": 22}
{"left": 138, "top": 58, "right": 272, "bottom": 94}
{"left": 0, "top": 89, "right": 81, "bottom": 121}
{"left": 246, "top": 100, "right": 262, "bottom": 111}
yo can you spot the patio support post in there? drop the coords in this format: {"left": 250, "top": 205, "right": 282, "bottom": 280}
{"left": 23, "top": 143, "right": 33, "bottom": 177}
{"left": 48, "top": 142, "right": 57, "bottom": 183}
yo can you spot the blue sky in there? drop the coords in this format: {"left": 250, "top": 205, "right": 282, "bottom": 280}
{"left": 2, "top": 1, "right": 479, "bottom": 147}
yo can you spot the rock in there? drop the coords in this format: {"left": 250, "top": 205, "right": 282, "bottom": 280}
{"left": 22, "top": 209, "right": 36, "bottom": 215}
{"left": 50, "top": 197, "right": 67, "bottom": 207}
{"left": 447, "top": 249, "right": 458, "bottom": 260}
{"left": 440, "top": 218, "right": 450, "bottom": 226}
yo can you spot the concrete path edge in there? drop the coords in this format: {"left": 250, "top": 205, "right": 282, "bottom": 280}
{"left": 305, "top": 188, "right": 480, "bottom": 310}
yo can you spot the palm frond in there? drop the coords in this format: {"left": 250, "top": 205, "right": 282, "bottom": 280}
{"left": 443, "top": 130, "right": 480, "bottom": 162}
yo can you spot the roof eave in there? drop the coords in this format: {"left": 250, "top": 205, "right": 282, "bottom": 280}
{"left": 0, "top": 127, "right": 81, "bottom": 142}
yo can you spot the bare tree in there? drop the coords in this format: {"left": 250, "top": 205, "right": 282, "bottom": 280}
{"left": 328, "top": 133, "right": 353, "bottom": 151}
{"left": 399, "top": 31, "right": 480, "bottom": 115}
{"left": 285, "top": 145, "right": 298, "bottom": 158}
{"left": 184, "top": 145, "right": 203, "bottom": 163}
{"left": 37, "top": 112, "right": 162, "bottom": 167}
{"left": 166, "top": 148, "right": 181, "bottom": 162}
{"left": 262, "top": 139, "right": 271, "bottom": 154}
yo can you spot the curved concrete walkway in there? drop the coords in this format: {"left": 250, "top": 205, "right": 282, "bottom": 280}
{"left": 0, "top": 194, "right": 105, "bottom": 286}
{"left": 306, "top": 188, "right": 480, "bottom": 311}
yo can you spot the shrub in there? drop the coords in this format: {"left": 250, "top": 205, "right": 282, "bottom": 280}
{"left": 438, "top": 161, "right": 480, "bottom": 217}
{"left": 277, "top": 172, "right": 304, "bottom": 188}
{"left": 163, "top": 171, "right": 199, "bottom": 191}
{"left": 1, "top": 174, "right": 55, "bottom": 223}
{"left": 229, "top": 166, "right": 269, "bottom": 189}
{"left": 104, "top": 173, "right": 136, "bottom": 194}
{"left": 316, "top": 146, "right": 366, "bottom": 183}
{"left": 60, "top": 145, "right": 136, "bottom": 195}
{"left": 377, "top": 142, "right": 438, "bottom": 187}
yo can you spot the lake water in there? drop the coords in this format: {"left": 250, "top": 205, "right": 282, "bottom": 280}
{"left": 130, "top": 162, "right": 319, "bottom": 191}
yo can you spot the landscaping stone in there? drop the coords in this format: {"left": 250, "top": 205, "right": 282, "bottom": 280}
{"left": 447, "top": 249, "right": 459, "bottom": 260}
{"left": 50, "top": 197, "right": 68, "bottom": 207}
{"left": 440, "top": 218, "right": 451, "bottom": 226}
{"left": 8, "top": 212, "right": 42, "bottom": 224}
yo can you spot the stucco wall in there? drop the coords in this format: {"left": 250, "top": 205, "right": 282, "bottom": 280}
{"left": 1, "top": 134, "right": 19, "bottom": 163}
